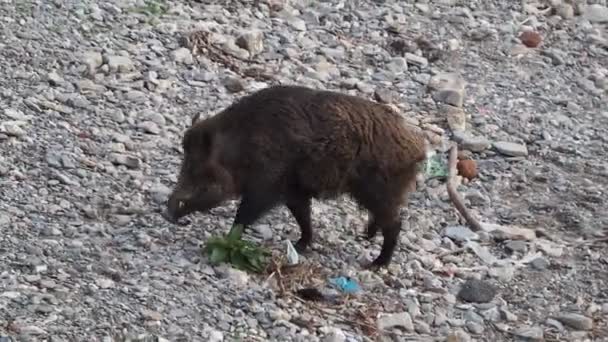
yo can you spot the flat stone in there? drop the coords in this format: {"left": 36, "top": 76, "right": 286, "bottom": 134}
{"left": 428, "top": 72, "right": 466, "bottom": 107}
{"left": 584, "top": 4, "right": 608, "bottom": 23}
{"left": 444, "top": 226, "right": 479, "bottom": 242}
{"left": 405, "top": 52, "right": 428, "bottom": 68}
{"left": 505, "top": 240, "right": 528, "bottom": 253}
{"left": 453, "top": 131, "right": 491, "bottom": 152}
{"left": 377, "top": 312, "right": 414, "bottom": 331}
{"left": 172, "top": 47, "right": 194, "bottom": 64}
{"left": 530, "top": 257, "right": 550, "bottom": 270}
{"left": 104, "top": 55, "right": 134, "bottom": 73}
{"left": 81, "top": 51, "right": 103, "bottom": 71}
{"left": 322, "top": 328, "right": 346, "bottom": 342}
{"left": 441, "top": 104, "right": 466, "bottom": 132}
{"left": 493, "top": 141, "right": 528, "bottom": 157}
{"left": 236, "top": 30, "right": 264, "bottom": 55}
{"left": 513, "top": 326, "right": 544, "bottom": 340}
{"left": 386, "top": 57, "right": 408, "bottom": 74}
{"left": 110, "top": 153, "right": 141, "bottom": 169}
{"left": 446, "top": 329, "right": 471, "bottom": 342}
{"left": 554, "top": 313, "right": 593, "bottom": 330}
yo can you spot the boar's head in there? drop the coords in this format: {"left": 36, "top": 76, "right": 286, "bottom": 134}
{"left": 162, "top": 115, "right": 234, "bottom": 225}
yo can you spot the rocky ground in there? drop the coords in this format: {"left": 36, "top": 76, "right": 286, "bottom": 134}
{"left": 1, "top": 0, "right": 607, "bottom": 341}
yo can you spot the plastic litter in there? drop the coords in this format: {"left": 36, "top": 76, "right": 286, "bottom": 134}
{"left": 328, "top": 276, "right": 361, "bottom": 294}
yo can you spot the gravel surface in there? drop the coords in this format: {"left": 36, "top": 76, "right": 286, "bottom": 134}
{"left": 1, "top": 0, "right": 607, "bottom": 341}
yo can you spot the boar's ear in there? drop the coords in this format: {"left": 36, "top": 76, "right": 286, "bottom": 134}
{"left": 191, "top": 112, "right": 201, "bottom": 126}
{"left": 182, "top": 127, "right": 213, "bottom": 155}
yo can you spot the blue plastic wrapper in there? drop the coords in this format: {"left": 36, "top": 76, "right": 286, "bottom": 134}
{"left": 328, "top": 276, "right": 361, "bottom": 294}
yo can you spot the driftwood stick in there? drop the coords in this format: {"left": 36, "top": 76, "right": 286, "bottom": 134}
{"left": 447, "top": 144, "right": 484, "bottom": 232}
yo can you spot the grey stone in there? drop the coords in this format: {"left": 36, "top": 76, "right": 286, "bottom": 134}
{"left": 386, "top": 57, "right": 408, "bottom": 74}
{"left": 104, "top": 55, "right": 134, "bottom": 73}
{"left": 236, "top": 31, "right": 264, "bottom": 55}
{"left": 530, "top": 257, "right": 550, "bottom": 270}
{"left": 405, "top": 53, "right": 428, "bottom": 68}
{"left": 554, "top": 313, "right": 593, "bottom": 330}
{"left": 110, "top": 153, "right": 141, "bottom": 169}
{"left": 81, "top": 51, "right": 103, "bottom": 71}
{"left": 139, "top": 121, "right": 160, "bottom": 134}
{"left": 505, "top": 240, "right": 528, "bottom": 253}
{"left": 377, "top": 312, "right": 414, "bottom": 331}
{"left": 513, "top": 326, "right": 543, "bottom": 340}
{"left": 446, "top": 329, "right": 471, "bottom": 342}
{"left": 453, "top": 131, "right": 491, "bottom": 152}
{"left": 493, "top": 141, "right": 528, "bottom": 157}
{"left": 457, "top": 279, "right": 497, "bottom": 303}
{"left": 172, "top": 48, "right": 194, "bottom": 64}
{"left": 414, "top": 320, "right": 431, "bottom": 334}
{"left": 444, "top": 226, "right": 479, "bottom": 242}
{"left": 428, "top": 73, "right": 466, "bottom": 107}
{"left": 466, "top": 321, "right": 484, "bottom": 334}
{"left": 322, "top": 328, "right": 345, "bottom": 342}
{"left": 556, "top": 4, "right": 574, "bottom": 19}
{"left": 584, "top": 4, "right": 608, "bottom": 23}
{"left": 441, "top": 104, "right": 466, "bottom": 132}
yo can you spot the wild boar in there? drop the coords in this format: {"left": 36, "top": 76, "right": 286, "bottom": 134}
{"left": 162, "top": 85, "right": 427, "bottom": 268}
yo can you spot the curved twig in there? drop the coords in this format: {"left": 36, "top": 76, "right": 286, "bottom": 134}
{"left": 447, "top": 144, "right": 484, "bottom": 232}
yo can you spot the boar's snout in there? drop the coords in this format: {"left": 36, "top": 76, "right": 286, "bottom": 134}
{"left": 162, "top": 192, "right": 192, "bottom": 225}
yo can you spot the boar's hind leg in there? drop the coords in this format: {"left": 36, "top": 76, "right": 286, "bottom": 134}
{"left": 286, "top": 195, "right": 313, "bottom": 253}
{"left": 233, "top": 190, "right": 280, "bottom": 229}
{"left": 351, "top": 168, "right": 412, "bottom": 268}
{"left": 369, "top": 209, "right": 402, "bottom": 268}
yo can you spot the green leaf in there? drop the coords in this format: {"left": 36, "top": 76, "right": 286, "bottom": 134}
{"left": 230, "top": 251, "right": 250, "bottom": 271}
{"left": 209, "top": 246, "right": 229, "bottom": 264}
{"left": 227, "top": 224, "right": 245, "bottom": 243}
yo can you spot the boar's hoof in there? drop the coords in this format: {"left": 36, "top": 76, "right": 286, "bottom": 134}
{"left": 294, "top": 239, "right": 311, "bottom": 254}
{"left": 161, "top": 208, "right": 191, "bottom": 226}
{"left": 363, "top": 257, "right": 391, "bottom": 271}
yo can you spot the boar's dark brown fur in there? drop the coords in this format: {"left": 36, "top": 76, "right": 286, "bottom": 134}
{"left": 162, "top": 85, "right": 428, "bottom": 268}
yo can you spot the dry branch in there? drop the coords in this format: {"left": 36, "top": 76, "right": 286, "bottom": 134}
{"left": 446, "top": 144, "right": 484, "bottom": 232}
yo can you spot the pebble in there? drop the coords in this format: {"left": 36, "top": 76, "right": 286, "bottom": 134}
{"left": 441, "top": 104, "right": 466, "bottom": 132}
{"left": 505, "top": 240, "right": 527, "bottom": 253}
{"left": 172, "top": 48, "right": 194, "bottom": 64}
{"left": 236, "top": 31, "right": 264, "bottom": 55}
{"left": 446, "top": 329, "right": 471, "bottom": 342}
{"left": 81, "top": 51, "right": 103, "bottom": 71}
{"left": 554, "top": 313, "right": 594, "bottom": 330}
{"left": 493, "top": 141, "right": 528, "bottom": 157}
{"left": 513, "top": 326, "right": 544, "bottom": 340}
{"left": 0, "top": 0, "right": 605, "bottom": 340}
{"left": 377, "top": 312, "right": 414, "bottom": 332}
{"left": 453, "top": 131, "right": 491, "bottom": 152}
{"left": 443, "top": 226, "right": 479, "bottom": 242}
{"left": 584, "top": 4, "right": 608, "bottom": 23}
{"left": 322, "top": 328, "right": 345, "bottom": 342}
{"left": 465, "top": 320, "right": 484, "bottom": 334}
{"left": 530, "top": 257, "right": 550, "bottom": 270}
{"left": 110, "top": 153, "right": 141, "bottom": 169}
{"left": 428, "top": 73, "right": 466, "bottom": 108}
{"left": 457, "top": 279, "right": 497, "bottom": 303}
{"left": 104, "top": 55, "right": 134, "bottom": 73}
{"left": 95, "top": 278, "right": 114, "bottom": 289}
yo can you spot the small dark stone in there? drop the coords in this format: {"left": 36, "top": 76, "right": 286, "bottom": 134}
{"left": 457, "top": 278, "right": 497, "bottom": 303}
{"left": 224, "top": 77, "right": 245, "bottom": 93}
{"left": 530, "top": 257, "right": 550, "bottom": 270}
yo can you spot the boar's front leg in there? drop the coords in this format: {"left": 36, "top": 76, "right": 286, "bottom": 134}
{"left": 286, "top": 195, "right": 313, "bottom": 253}
{"left": 232, "top": 190, "right": 279, "bottom": 231}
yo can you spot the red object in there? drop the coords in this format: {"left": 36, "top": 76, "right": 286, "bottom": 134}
{"left": 457, "top": 159, "right": 478, "bottom": 180}
{"left": 519, "top": 31, "right": 542, "bottom": 48}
